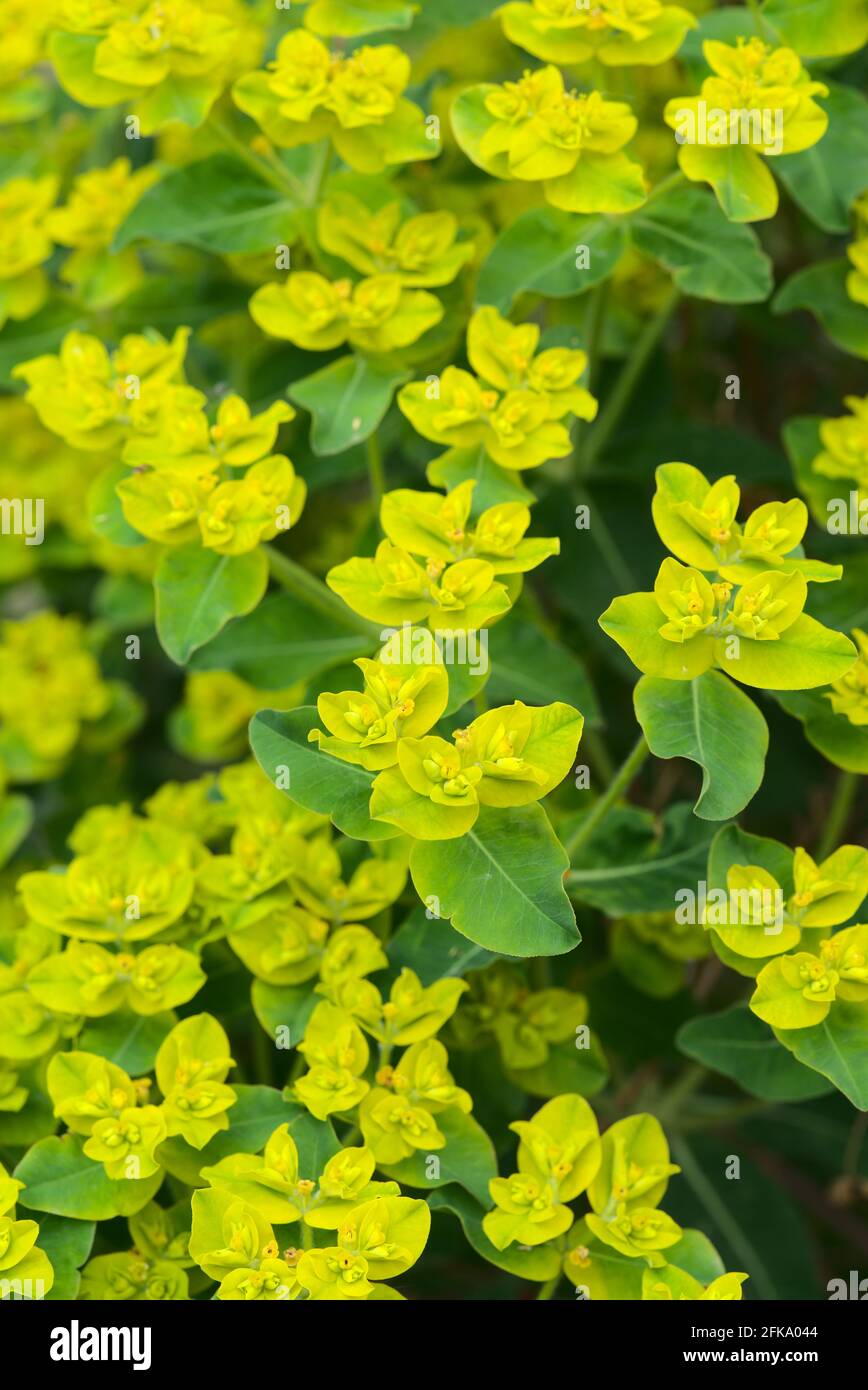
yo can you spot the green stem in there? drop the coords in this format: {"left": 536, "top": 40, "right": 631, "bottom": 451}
{"left": 816, "top": 770, "right": 859, "bottom": 860}
{"left": 655, "top": 1063, "right": 708, "bottom": 1125}
{"left": 265, "top": 543, "right": 380, "bottom": 637}
{"left": 574, "top": 481, "right": 635, "bottom": 593}
{"left": 206, "top": 115, "right": 304, "bottom": 200}
{"left": 366, "top": 430, "right": 386, "bottom": 517}
{"left": 565, "top": 734, "right": 649, "bottom": 859}
{"left": 584, "top": 280, "right": 610, "bottom": 396}
{"left": 746, "top": 0, "right": 772, "bottom": 39}
{"left": 536, "top": 1274, "right": 562, "bottom": 1300}
{"left": 583, "top": 727, "right": 616, "bottom": 785}
{"left": 580, "top": 287, "right": 680, "bottom": 475}
{"left": 646, "top": 169, "right": 687, "bottom": 204}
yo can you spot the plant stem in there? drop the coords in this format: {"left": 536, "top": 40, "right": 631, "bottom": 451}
{"left": 536, "top": 1274, "right": 562, "bottom": 1300}
{"left": 265, "top": 543, "right": 380, "bottom": 637}
{"left": 565, "top": 733, "right": 650, "bottom": 858}
{"left": 366, "top": 430, "right": 386, "bottom": 516}
{"left": 580, "top": 287, "right": 680, "bottom": 475}
{"left": 816, "top": 770, "right": 859, "bottom": 860}
{"left": 575, "top": 481, "right": 635, "bottom": 593}
{"left": 646, "top": 169, "right": 687, "bottom": 204}
{"left": 746, "top": 0, "right": 772, "bottom": 39}
{"left": 584, "top": 280, "right": 610, "bottom": 396}
{"left": 656, "top": 1063, "right": 708, "bottom": 1125}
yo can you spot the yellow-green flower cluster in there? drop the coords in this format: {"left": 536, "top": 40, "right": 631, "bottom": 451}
{"left": 50, "top": 0, "right": 261, "bottom": 134}
{"left": 306, "top": 650, "right": 582, "bottom": 840}
{"left": 453, "top": 66, "right": 647, "bottom": 214}
{"left": 14, "top": 329, "right": 306, "bottom": 557}
{"left": 190, "top": 1124, "right": 430, "bottom": 1300}
{"left": 399, "top": 306, "right": 598, "bottom": 471}
{"left": 600, "top": 463, "right": 857, "bottom": 691}
{"left": 485, "top": 1098, "right": 747, "bottom": 1301}
{"left": 0, "top": 611, "right": 141, "bottom": 778}
{"left": 664, "top": 38, "right": 829, "bottom": 221}
{"left": 317, "top": 192, "right": 476, "bottom": 286}
{"left": 0, "top": 175, "right": 57, "bottom": 328}
{"left": 498, "top": 0, "right": 697, "bottom": 67}
{"left": 250, "top": 270, "right": 444, "bottom": 356}
{"left": 233, "top": 30, "right": 438, "bottom": 172}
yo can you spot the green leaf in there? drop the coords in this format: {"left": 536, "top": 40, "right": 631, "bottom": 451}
{"left": 249, "top": 705, "right": 400, "bottom": 840}
{"left": 381, "top": 1108, "right": 497, "bottom": 1206}
{"left": 761, "top": 0, "right": 868, "bottom": 56}
{"left": 487, "top": 615, "right": 600, "bottom": 725}
{"left": 290, "top": 354, "right": 410, "bottom": 455}
{"left": 0, "top": 794, "right": 33, "bottom": 868}
{"left": 775, "top": 1003, "right": 868, "bottom": 1110}
{"left": 476, "top": 207, "right": 626, "bottom": 312}
{"left": 409, "top": 803, "right": 579, "bottom": 957}
{"left": 251, "top": 980, "right": 318, "bottom": 1047}
{"left": 773, "top": 260, "right": 868, "bottom": 360}
{"left": 36, "top": 1213, "right": 96, "bottom": 1301}
{"left": 79, "top": 1011, "right": 175, "bottom": 1077}
{"left": 386, "top": 905, "right": 499, "bottom": 984}
{"left": 428, "top": 1184, "right": 562, "bottom": 1283}
{"left": 634, "top": 670, "right": 768, "bottom": 821}
{"left": 0, "top": 301, "right": 87, "bottom": 386}
{"left": 155, "top": 545, "right": 268, "bottom": 665}
{"left": 631, "top": 186, "right": 773, "bottom": 303}
{"left": 188, "top": 592, "right": 373, "bottom": 687}
{"left": 114, "top": 154, "right": 299, "bottom": 254}
{"left": 426, "top": 445, "right": 534, "bottom": 512}
{"left": 87, "top": 463, "right": 149, "bottom": 548}
{"left": 776, "top": 688, "right": 868, "bottom": 774}
{"left": 775, "top": 83, "right": 868, "bottom": 234}
{"left": 14, "top": 1136, "right": 162, "bottom": 1220}
{"left": 715, "top": 613, "right": 857, "bottom": 691}
{"left": 677, "top": 1004, "right": 833, "bottom": 1101}
{"left": 506, "top": 1034, "right": 609, "bottom": 1100}
{"left": 568, "top": 803, "right": 717, "bottom": 914}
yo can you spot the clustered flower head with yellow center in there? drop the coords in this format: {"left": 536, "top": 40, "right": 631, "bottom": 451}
{"left": 0, "top": 174, "right": 58, "bottom": 328}
{"left": 664, "top": 37, "right": 829, "bottom": 221}
{"left": 0, "top": 611, "right": 130, "bottom": 772}
{"left": 483, "top": 1098, "right": 747, "bottom": 1300}
{"left": 826, "top": 629, "right": 868, "bottom": 727}
{"left": 600, "top": 461, "right": 857, "bottom": 691}
{"left": 45, "top": 157, "right": 158, "bottom": 308}
{"left": 49, "top": 0, "right": 261, "bottom": 134}
{"left": 397, "top": 305, "right": 598, "bottom": 473}
{"left": 699, "top": 842, "right": 868, "bottom": 975}
{"left": 316, "top": 191, "right": 476, "bottom": 287}
{"left": 452, "top": 64, "right": 647, "bottom": 214}
{"left": 13, "top": 328, "right": 305, "bottom": 556}
{"left": 497, "top": 0, "right": 697, "bottom": 67}
{"left": 232, "top": 29, "right": 438, "bottom": 173}
{"left": 249, "top": 269, "right": 444, "bottom": 357}
{"left": 327, "top": 474, "right": 561, "bottom": 631}
{"left": 812, "top": 394, "right": 868, "bottom": 493}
